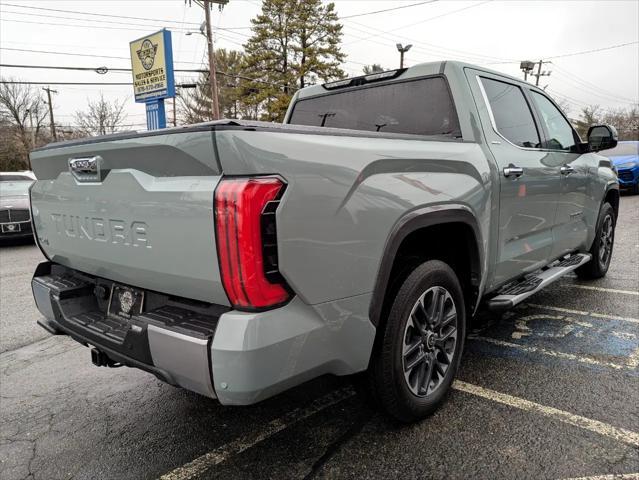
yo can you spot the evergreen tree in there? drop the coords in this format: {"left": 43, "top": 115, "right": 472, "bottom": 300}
{"left": 179, "top": 48, "right": 246, "bottom": 123}
{"left": 362, "top": 64, "right": 385, "bottom": 75}
{"left": 243, "top": 0, "right": 345, "bottom": 122}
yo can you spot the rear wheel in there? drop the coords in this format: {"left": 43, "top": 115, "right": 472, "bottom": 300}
{"left": 576, "top": 202, "right": 616, "bottom": 279}
{"left": 368, "top": 260, "right": 466, "bottom": 422}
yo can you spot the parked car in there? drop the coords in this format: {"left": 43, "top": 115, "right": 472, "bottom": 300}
{"left": 0, "top": 172, "right": 36, "bottom": 240}
{"left": 606, "top": 141, "right": 639, "bottom": 194}
{"left": 28, "top": 61, "right": 619, "bottom": 422}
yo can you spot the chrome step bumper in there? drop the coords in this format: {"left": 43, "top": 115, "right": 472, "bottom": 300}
{"left": 32, "top": 262, "right": 220, "bottom": 399}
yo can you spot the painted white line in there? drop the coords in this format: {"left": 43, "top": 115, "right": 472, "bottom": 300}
{"left": 527, "top": 304, "right": 639, "bottom": 325}
{"left": 453, "top": 381, "right": 639, "bottom": 448}
{"left": 628, "top": 347, "right": 639, "bottom": 369}
{"left": 558, "top": 473, "right": 639, "bottom": 480}
{"left": 470, "top": 335, "right": 628, "bottom": 370}
{"left": 561, "top": 284, "right": 639, "bottom": 296}
{"left": 158, "top": 387, "right": 354, "bottom": 480}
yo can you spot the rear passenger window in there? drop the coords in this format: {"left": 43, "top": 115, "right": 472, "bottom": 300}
{"left": 481, "top": 77, "right": 541, "bottom": 149}
{"left": 288, "top": 77, "right": 461, "bottom": 137}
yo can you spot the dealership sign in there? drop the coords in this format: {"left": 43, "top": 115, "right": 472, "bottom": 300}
{"left": 129, "top": 29, "right": 175, "bottom": 129}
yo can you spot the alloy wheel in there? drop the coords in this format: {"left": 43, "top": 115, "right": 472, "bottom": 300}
{"left": 402, "top": 286, "right": 458, "bottom": 398}
{"left": 599, "top": 214, "right": 614, "bottom": 267}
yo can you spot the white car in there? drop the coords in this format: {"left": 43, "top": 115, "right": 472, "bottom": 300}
{"left": 0, "top": 171, "right": 36, "bottom": 239}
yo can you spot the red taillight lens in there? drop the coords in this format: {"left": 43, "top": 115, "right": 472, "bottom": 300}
{"left": 215, "top": 177, "right": 291, "bottom": 310}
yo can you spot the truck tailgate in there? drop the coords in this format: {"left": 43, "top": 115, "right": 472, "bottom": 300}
{"left": 29, "top": 129, "right": 229, "bottom": 306}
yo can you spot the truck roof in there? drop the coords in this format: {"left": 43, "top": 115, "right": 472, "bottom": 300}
{"left": 295, "top": 60, "right": 528, "bottom": 101}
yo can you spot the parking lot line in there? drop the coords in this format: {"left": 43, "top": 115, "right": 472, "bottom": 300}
{"left": 158, "top": 387, "right": 355, "bottom": 480}
{"left": 561, "top": 284, "right": 639, "bottom": 296}
{"left": 453, "top": 381, "right": 639, "bottom": 448}
{"left": 559, "top": 473, "right": 639, "bottom": 480}
{"left": 469, "top": 335, "right": 629, "bottom": 370}
{"left": 526, "top": 304, "right": 639, "bottom": 325}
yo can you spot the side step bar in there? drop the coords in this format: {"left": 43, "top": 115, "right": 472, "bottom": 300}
{"left": 486, "top": 253, "right": 591, "bottom": 311}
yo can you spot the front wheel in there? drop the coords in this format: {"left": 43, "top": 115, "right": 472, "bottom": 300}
{"left": 368, "top": 260, "right": 466, "bottom": 423}
{"left": 576, "top": 202, "right": 616, "bottom": 280}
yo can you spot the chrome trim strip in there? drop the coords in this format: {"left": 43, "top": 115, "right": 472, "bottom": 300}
{"left": 476, "top": 75, "right": 548, "bottom": 153}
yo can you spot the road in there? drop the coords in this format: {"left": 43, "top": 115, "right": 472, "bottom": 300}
{"left": 1, "top": 194, "right": 638, "bottom": 480}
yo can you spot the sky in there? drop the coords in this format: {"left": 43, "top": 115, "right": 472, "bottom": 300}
{"left": 1, "top": 0, "right": 638, "bottom": 131}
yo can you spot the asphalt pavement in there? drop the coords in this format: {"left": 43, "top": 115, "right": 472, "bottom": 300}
{"left": 1, "top": 194, "right": 637, "bottom": 480}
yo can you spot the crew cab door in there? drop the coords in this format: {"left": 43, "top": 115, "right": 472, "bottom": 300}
{"left": 526, "top": 89, "right": 590, "bottom": 258}
{"left": 470, "top": 72, "right": 562, "bottom": 288}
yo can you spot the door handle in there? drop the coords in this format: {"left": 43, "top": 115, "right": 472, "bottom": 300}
{"left": 560, "top": 165, "right": 574, "bottom": 175}
{"left": 503, "top": 166, "right": 524, "bottom": 178}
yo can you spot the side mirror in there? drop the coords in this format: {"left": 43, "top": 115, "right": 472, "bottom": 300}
{"left": 587, "top": 124, "right": 618, "bottom": 152}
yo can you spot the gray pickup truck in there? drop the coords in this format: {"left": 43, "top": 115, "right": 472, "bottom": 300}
{"left": 29, "top": 61, "right": 619, "bottom": 422}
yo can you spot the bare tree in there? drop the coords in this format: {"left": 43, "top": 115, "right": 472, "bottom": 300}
{"left": 0, "top": 78, "right": 49, "bottom": 169}
{"left": 74, "top": 93, "right": 128, "bottom": 136}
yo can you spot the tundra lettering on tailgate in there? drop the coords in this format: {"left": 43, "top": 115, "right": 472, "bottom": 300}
{"left": 49, "top": 214, "right": 152, "bottom": 248}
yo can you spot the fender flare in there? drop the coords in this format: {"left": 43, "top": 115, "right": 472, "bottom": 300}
{"left": 368, "top": 205, "right": 484, "bottom": 327}
{"left": 603, "top": 181, "right": 620, "bottom": 216}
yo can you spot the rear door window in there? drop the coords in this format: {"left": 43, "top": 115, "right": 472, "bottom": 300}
{"left": 480, "top": 77, "right": 541, "bottom": 149}
{"left": 288, "top": 76, "right": 461, "bottom": 137}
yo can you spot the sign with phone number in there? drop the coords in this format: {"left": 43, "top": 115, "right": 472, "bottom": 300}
{"left": 129, "top": 29, "right": 175, "bottom": 103}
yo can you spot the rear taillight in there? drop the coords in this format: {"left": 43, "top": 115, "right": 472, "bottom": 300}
{"left": 214, "top": 176, "right": 291, "bottom": 310}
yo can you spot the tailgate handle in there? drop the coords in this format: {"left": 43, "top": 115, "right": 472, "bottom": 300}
{"left": 69, "top": 156, "right": 103, "bottom": 182}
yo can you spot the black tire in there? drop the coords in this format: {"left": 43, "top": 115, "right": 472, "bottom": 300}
{"left": 576, "top": 202, "right": 616, "bottom": 280}
{"left": 368, "top": 260, "right": 466, "bottom": 423}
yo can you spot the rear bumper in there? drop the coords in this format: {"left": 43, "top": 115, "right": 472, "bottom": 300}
{"left": 32, "top": 262, "right": 375, "bottom": 405}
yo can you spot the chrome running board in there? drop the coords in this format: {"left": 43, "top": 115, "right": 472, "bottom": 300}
{"left": 486, "top": 253, "right": 591, "bottom": 311}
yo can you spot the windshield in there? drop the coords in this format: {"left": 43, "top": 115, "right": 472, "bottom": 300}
{"left": 0, "top": 180, "right": 33, "bottom": 196}
{"left": 288, "top": 77, "right": 461, "bottom": 137}
{"left": 606, "top": 142, "right": 639, "bottom": 157}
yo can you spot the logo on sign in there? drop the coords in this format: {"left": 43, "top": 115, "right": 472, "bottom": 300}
{"left": 137, "top": 39, "right": 158, "bottom": 70}
{"left": 119, "top": 290, "right": 135, "bottom": 315}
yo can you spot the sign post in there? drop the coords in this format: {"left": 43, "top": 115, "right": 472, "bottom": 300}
{"left": 129, "top": 29, "right": 175, "bottom": 130}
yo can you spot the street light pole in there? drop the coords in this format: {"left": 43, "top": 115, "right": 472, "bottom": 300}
{"left": 396, "top": 43, "right": 413, "bottom": 69}
{"left": 203, "top": 1, "right": 220, "bottom": 120}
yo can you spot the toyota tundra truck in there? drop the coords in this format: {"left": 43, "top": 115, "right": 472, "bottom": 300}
{"left": 29, "top": 61, "right": 620, "bottom": 422}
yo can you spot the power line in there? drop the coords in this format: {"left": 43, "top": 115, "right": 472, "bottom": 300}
{"left": 341, "top": 1, "right": 437, "bottom": 20}
{"left": 547, "top": 41, "right": 638, "bottom": 59}
{"left": 1, "top": 3, "right": 203, "bottom": 27}
{"left": 0, "top": 17, "right": 193, "bottom": 33}
{"left": 552, "top": 71, "right": 637, "bottom": 104}
{"left": 1, "top": 9, "right": 192, "bottom": 30}
{"left": 0, "top": 81, "right": 134, "bottom": 86}
{"left": 342, "top": 14, "right": 514, "bottom": 64}
{"left": 0, "top": 7, "right": 252, "bottom": 33}
{"left": 0, "top": 63, "right": 207, "bottom": 74}
{"left": 0, "top": 47, "right": 204, "bottom": 66}
{"left": 552, "top": 64, "right": 638, "bottom": 103}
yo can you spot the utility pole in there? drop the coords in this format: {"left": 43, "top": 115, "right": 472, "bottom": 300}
{"left": 27, "top": 109, "right": 35, "bottom": 150}
{"left": 396, "top": 43, "right": 412, "bottom": 69}
{"left": 172, "top": 94, "right": 177, "bottom": 127}
{"left": 204, "top": 1, "right": 220, "bottom": 120}
{"left": 42, "top": 86, "right": 58, "bottom": 141}
{"left": 532, "top": 59, "right": 551, "bottom": 86}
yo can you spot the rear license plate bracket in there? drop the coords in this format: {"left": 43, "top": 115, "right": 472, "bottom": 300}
{"left": 107, "top": 284, "right": 144, "bottom": 320}
{"left": 1, "top": 223, "right": 21, "bottom": 233}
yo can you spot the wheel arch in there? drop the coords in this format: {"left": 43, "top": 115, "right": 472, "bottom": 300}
{"left": 604, "top": 184, "right": 620, "bottom": 219}
{"left": 369, "top": 205, "right": 483, "bottom": 328}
